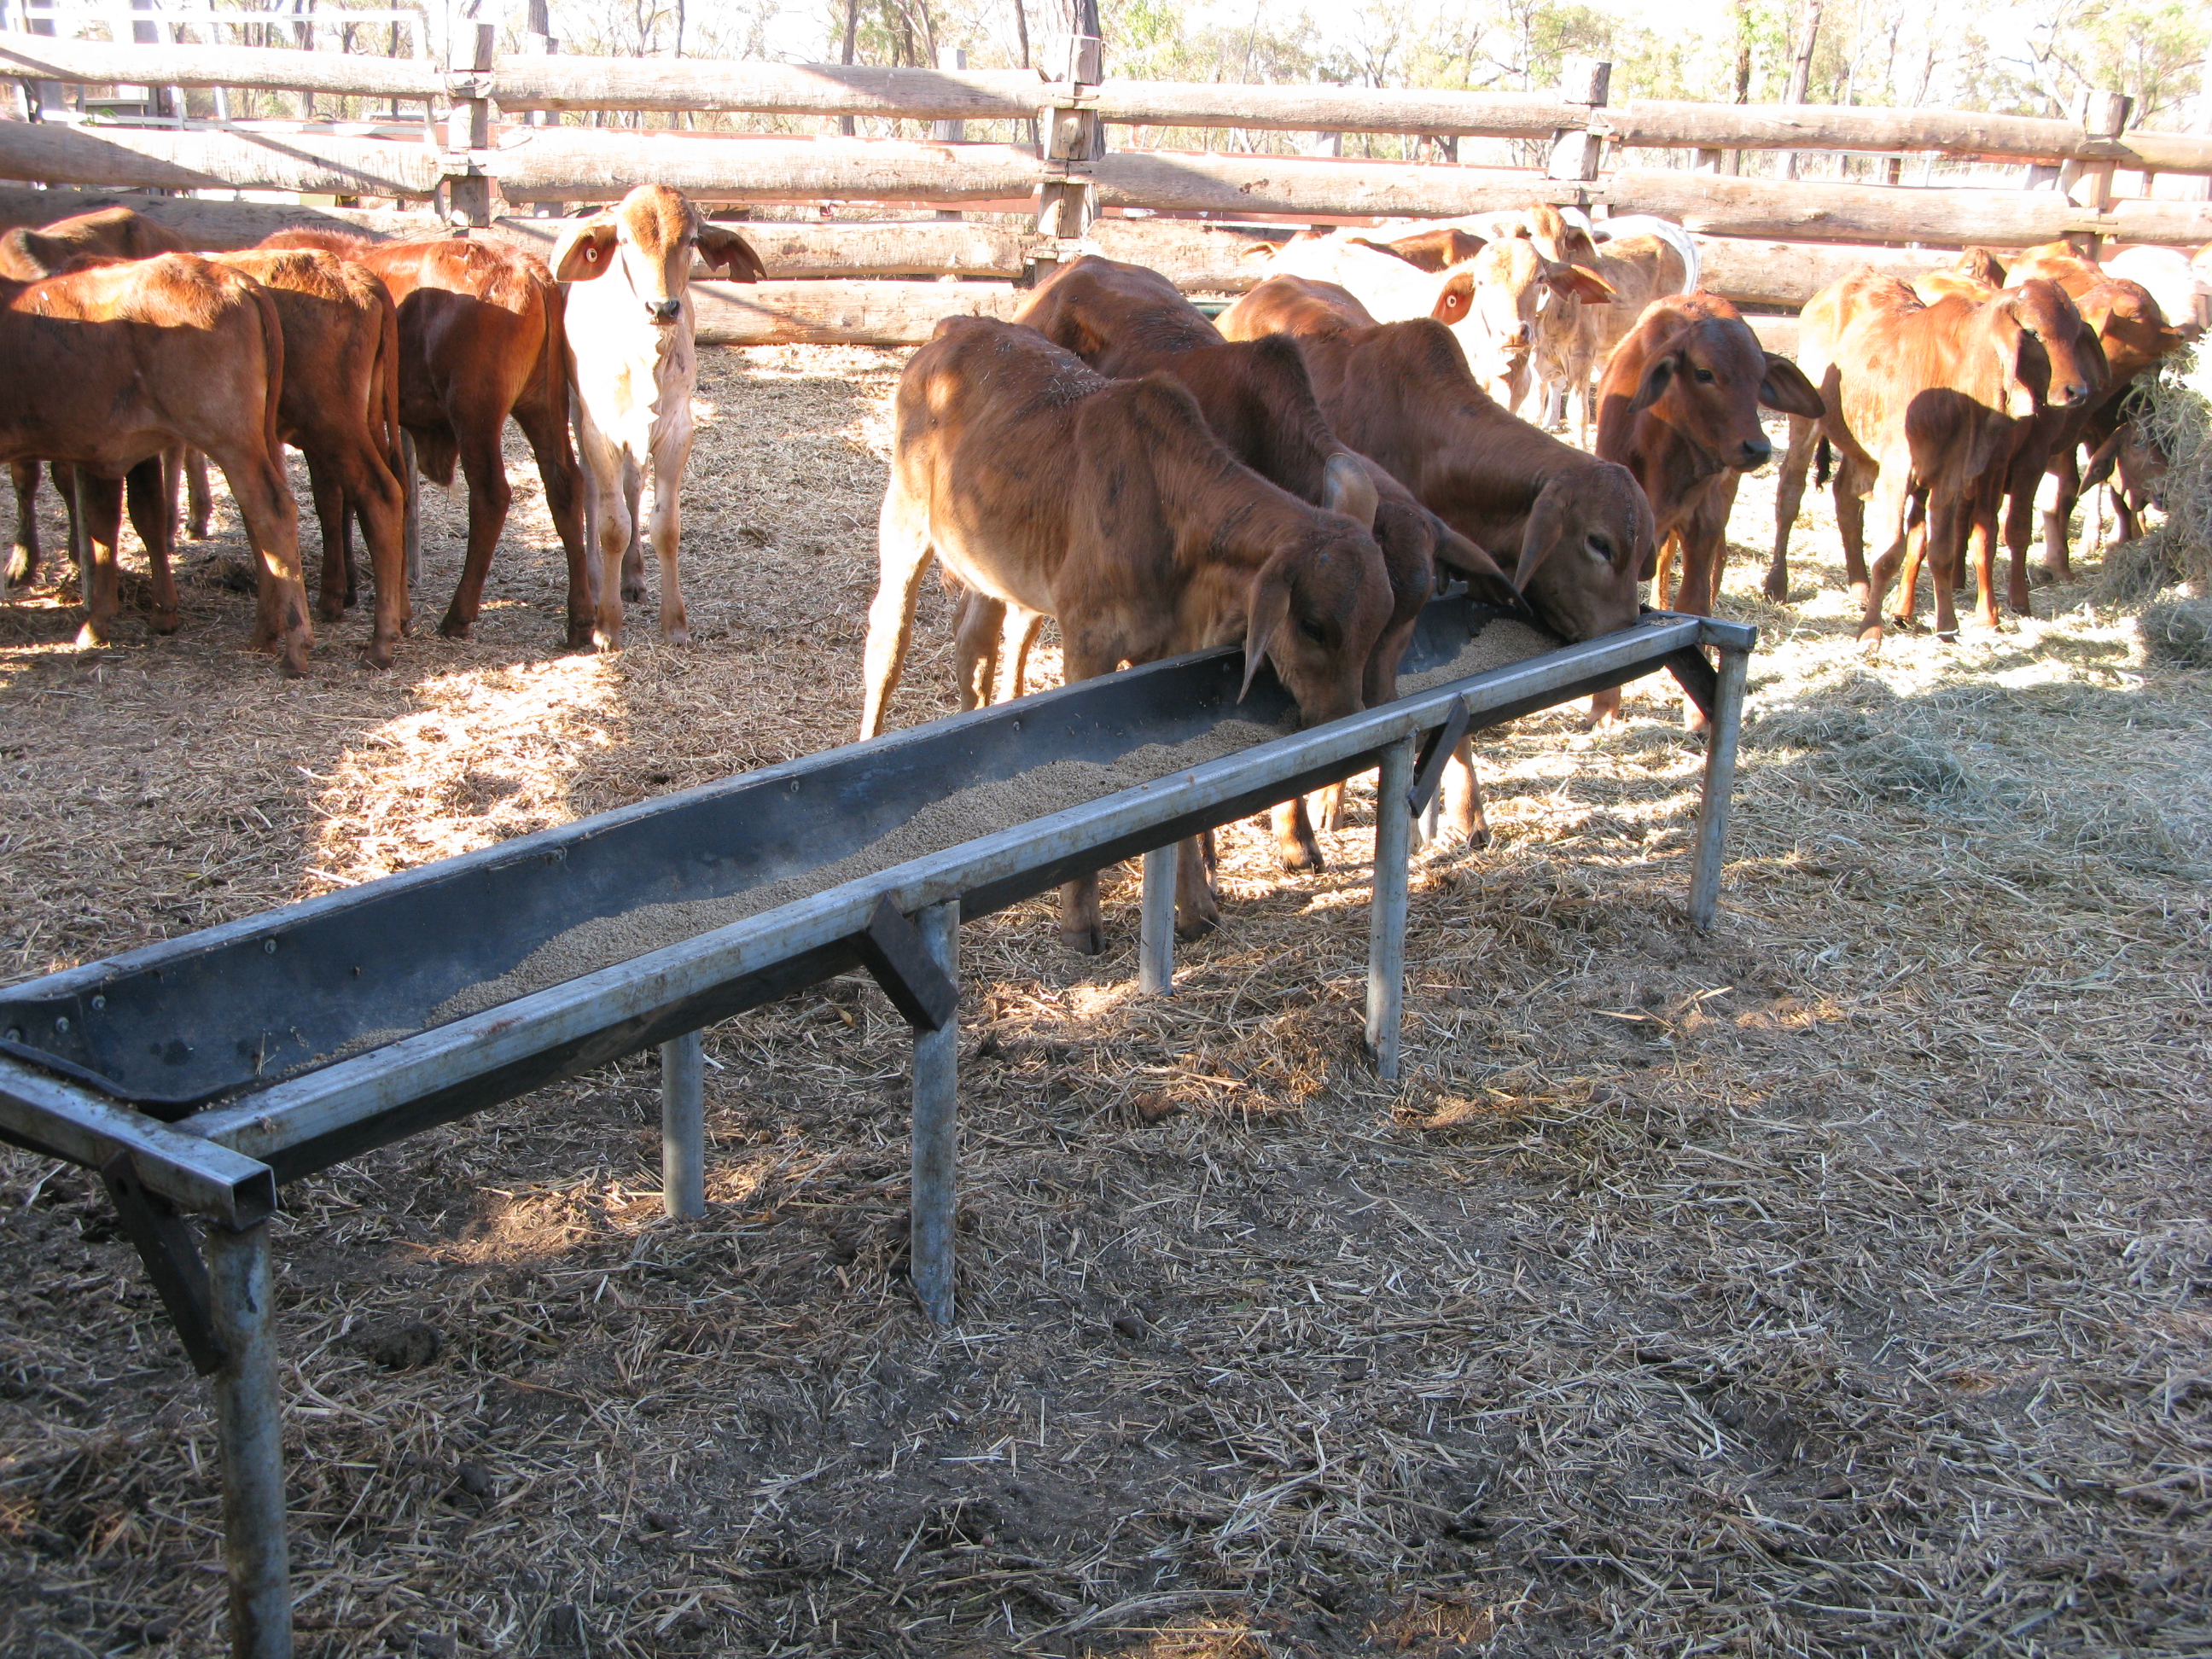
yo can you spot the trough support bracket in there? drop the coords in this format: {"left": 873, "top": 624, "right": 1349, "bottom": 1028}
{"left": 101, "top": 1151, "right": 225, "bottom": 1377}
{"left": 1663, "top": 647, "right": 1719, "bottom": 724}
{"left": 1406, "top": 696, "right": 1473, "bottom": 820}
{"left": 1687, "top": 644, "right": 1752, "bottom": 933}
{"left": 854, "top": 894, "right": 959, "bottom": 1033}
{"left": 1366, "top": 735, "right": 1417, "bottom": 1083}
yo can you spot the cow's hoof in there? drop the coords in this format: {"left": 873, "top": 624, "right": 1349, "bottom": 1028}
{"left": 317, "top": 597, "right": 346, "bottom": 626}
{"left": 1174, "top": 913, "right": 1218, "bottom": 943}
{"left": 1278, "top": 840, "right": 1324, "bottom": 874}
{"left": 621, "top": 579, "right": 649, "bottom": 603}
{"left": 1857, "top": 627, "right": 1885, "bottom": 655}
{"left": 1059, "top": 923, "right": 1105, "bottom": 956}
{"left": 73, "top": 621, "right": 108, "bottom": 649}
{"left": 1761, "top": 571, "right": 1789, "bottom": 602}
{"left": 1935, "top": 627, "right": 1960, "bottom": 643}
{"left": 662, "top": 626, "right": 692, "bottom": 648}
{"left": 4, "top": 550, "right": 32, "bottom": 587}
{"left": 279, "top": 644, "right": 311, "bottom": 678}
{"left": 566, "top": 621, "right": 595, "bottom": 652}
{"left": 438, "top": 616, "right": 473, "bottom": 641}
{"left": 150, "top": 611, "right": 181, "bottom": 636}
{"left": 362, "top": 640, "right": 397, "bottom": 671}
{"left": 591, "top": 628, "right": 620, "bottom": 655}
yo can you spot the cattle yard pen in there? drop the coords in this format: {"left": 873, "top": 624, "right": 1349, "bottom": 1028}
{"left": 3, "top": 32, "right": 2212, "bottom": 346}
{"left": 0, "top": 595, "right": 1750, "bottom": 1657}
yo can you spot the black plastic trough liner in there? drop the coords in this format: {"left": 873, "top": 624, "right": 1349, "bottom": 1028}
{"left": 0, "top": 596, "right": 1742, "bottom": 1200}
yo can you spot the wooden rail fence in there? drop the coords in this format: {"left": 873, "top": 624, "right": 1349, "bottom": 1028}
{"left": 4, "top": 35, "right": 2209, "bottom": 346}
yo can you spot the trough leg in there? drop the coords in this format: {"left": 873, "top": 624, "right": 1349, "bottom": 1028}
{"left": 661, "top": 1030, "right": 707, "bottom": 1220}
{"left": 909, "top": 899, "right": 961, "bottom": 1325}
{"left": 399, "top": 433, "right": 422, "bottom": 592}
{"left": 1138, "top": 843, "right": 1177, "bottom": 995}
{"left": 206, "top": 1220, "right": 292, "bottom": 1659}
{"left": 1366, "top": 736, "right": 1416, "bottom": 1082}
{"left": 1687, "top": 643, "right": 1751, "bottom": 933}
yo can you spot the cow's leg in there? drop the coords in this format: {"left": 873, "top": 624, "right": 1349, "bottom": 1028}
{"left": 1173, "top": 832, "right": 1220, "bottom": 940}
{"left": 306, "top": 457, "right": 352, "bottom": 624}
{"left": 1443, "top": 737, "right": 1491, "bottom": 848}
{"left": 1268, "top": 800, "right": 1324, "bottom": 872}
{"left": 436, "top": 408, "right": 515, "bottom": 643}
{"left": 620, "top": 520, "right": 648, "bottom": 603}
{"left": 1858, "top": 463, "right": 1915, "bottom": 646}
{"left": 123, "top": 457, "right": 179, "bottom": 635}
{"left": 511, "top": 399, "right": 592, "bottom": 650}
{"left": 2041, "top": 447, "right": 2080, "bottom": 586}
{"left": 1927, "top": 493, "right": 1969, "bottom": 640}
{"left": 1054, "top": 641, "right": 1124, "bottom": 955}
{"left": 326, "top": 428, "right": 410, "bottom": 668}
{"left": 183, "top": 450, "right": 212, "bottom": 540}
{"left": 2002, "top": 468, "right": 2040, "bottom": 617}
{"left": 588, "top": 448, "right": 643, "bottom": 651}
{"left": 1768, "top": 415, "right": 1818, "bottom": 601}
{"left": 72, "top": 470, "right": 125, "bottom": 648}
{"left": 212, "top": 444, "right": 312, "bottom": 677}
{"left": 1834, "top": 461, "right": 1871, "bottom": 612}
{"left": 999, "top": 607, "right": 1043, "bottom": 701}
{"left": 859, "top": 480, "right": 935, "bottom": 741}
{"left": 645, "top": 422, "right": 695, "bottom": 645}
{"left": 1965, "top": 481, "right": 2004, "bottom": 633}
{"left": 6, "top": 458, "right": 39, "bottom": 588}
{"left": 952, "top": 591, "right": 1004, "bottom": 710}
{"left": 1894, "top": 489, "right": 1932, "bottom": 631}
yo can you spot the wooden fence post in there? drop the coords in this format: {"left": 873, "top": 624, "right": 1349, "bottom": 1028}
{"left": 1034, "top": 3, "right": 1103, "bottom": 280}
{"left": 933, "top": 46, "right": 967, "bottom": 225}
{"left": 2063, "top": 88, "right": 2132, "bottom": 254}
{"left": 439, "top": 21, "right": 494, "bottom": 229}
{"left": 1548, "top": 56, "right": 1609, "bottom": 202}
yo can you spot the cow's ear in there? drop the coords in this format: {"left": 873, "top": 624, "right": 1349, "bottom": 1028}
{"left": 696, "top": 224, "right": 765, "bottom": 282}
{"left": 1239, "top": 551, "right": 1295, "bottom": 702}
{"left": 1627, "top": 348, "right": 1681, "bottom": 415}
{"left": 1758, "top": 354, "right": 1826, "bottom": 418}
{"left": 1990, "top": 303, "right": 2044, "bottom": 418}
{"left": 1321, "top": 451, "right": 1380, "bottom": 529}
{"left": 1431, "top": 514, "right": 1534, "bottom": 619}
{"left": 1512, "top": 481, "right": 1567, "bottom": 591}
{"left": 1549, "top": 263, "right": 1617, "bottom": 305}
{"left": 1432, "top": 271, "right": 1476, "bottom": 325}
{"left": 552, "top": 214, "right": 620, "bottom": 283}
{"left": 2081, "top": 424, "right": 2128, "bottom": 490}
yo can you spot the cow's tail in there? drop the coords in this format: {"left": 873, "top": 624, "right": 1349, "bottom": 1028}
{"left": 253, "top": 286, "right": 286, "bottom": 468}
{"left": 1813, "top": 435, "right": 1832, "bottom": 489}
{"left": 374, "top": 285, "right": 403, "bottom": 478}
{"left": 540, "top": 271, "right": 572, "bottom": 446}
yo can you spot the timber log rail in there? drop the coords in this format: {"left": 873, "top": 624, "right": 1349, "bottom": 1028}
{"left": 0, "top": 599, "right": 1754, "bottom": 1658}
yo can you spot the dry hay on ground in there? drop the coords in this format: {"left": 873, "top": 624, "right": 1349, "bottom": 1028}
{"left": 2, "top": 351, "right": 2209, "bottom": 1659}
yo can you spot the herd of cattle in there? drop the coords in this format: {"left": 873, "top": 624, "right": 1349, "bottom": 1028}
{"left": 0, "top": 191, "right": 2201, "bottom": 758}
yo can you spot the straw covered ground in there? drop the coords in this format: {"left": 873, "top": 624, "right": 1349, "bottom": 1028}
{"left": 2, "top": 346, "right": 2208, "bottom": 1658}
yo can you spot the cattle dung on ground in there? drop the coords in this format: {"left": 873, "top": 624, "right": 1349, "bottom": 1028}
{"left": 1, "top": 341, "right": 2208, "bottom": 1659}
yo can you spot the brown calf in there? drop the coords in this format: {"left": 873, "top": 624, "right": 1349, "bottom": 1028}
{"left": 3, "top": 207, "right": 212, "bottom": 585}
{"left": 1596, "top": 291, "right": 1824, "bottom": 626}
{"left": 859, "top": 317, "right": 1393, "bottom": 952}
{"left": 261, "top": 230, "right": 591, "bottom": 647}
{"left": 1771, "top": 272, "right": 2094, "bottom": 642}
{"left": 211, "top": 248, "right": 411, "bottom": 667}
{"left": 1011, "top": 255, "right": 1523, "bottom": 864}
{"left": 0, "top": 253, "right": 311, "bottom": 672}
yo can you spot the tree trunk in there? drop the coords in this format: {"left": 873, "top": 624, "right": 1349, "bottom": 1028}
{"left": 1781, "top": 0, "right": 1823, "bottom": 179}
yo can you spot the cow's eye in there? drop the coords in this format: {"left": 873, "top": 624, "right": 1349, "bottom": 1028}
{"left": 1299, "top": 617, "right": 1329, "bottom": 645}
{"left": 1693, "top": 367, "right": 1716, "bottom": 385}
{"left": 1586, "top": 533, "right": 1614, "bottom": 562}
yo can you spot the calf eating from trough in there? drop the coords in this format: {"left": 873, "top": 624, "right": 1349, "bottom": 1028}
{"left": 1011, "top": 254, "right": 1522, "bottom": 869}
{"left": 858, "top": 317, "right": 1392, "bottom": 953}
{"left": 552, "top": 184, "right": 766, "bottom": 649}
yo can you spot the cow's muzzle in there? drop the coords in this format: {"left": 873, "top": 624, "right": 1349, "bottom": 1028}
{"left": 1736, "top": 436, "right": 1774, "bottom": 469}
{"left": 648, "top": 299, "right": 683, "bottom": 325}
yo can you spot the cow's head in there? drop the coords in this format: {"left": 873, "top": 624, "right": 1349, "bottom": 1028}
{"left": 2073, "top": 279, "right": 2187, "bottom": 384}
{"left": 553, "top": 184, "right": 765, "bottom": 326}
{"left": 1242, "top": 454, "right": 1394, "bottom": 728}
{"left": 1510, "top": 463, "right": 1655, "bottom": 644}
{"left": 1433, "top": 240, "right": 1614, "bottom": 394}
{"left": 1985, "top": 279, "right": 2097, "bottom": 416}
{"left": 1627, "top": 314, "right": 1825, "bottom": 472}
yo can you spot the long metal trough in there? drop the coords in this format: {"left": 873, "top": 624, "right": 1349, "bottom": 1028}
{"left": 0, "top": 596, "right": 1754, "bottom": 1658}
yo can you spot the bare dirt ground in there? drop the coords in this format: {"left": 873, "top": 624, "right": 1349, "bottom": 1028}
{"left": 2, "top": 346, "right": 2208, "bottom": 1659}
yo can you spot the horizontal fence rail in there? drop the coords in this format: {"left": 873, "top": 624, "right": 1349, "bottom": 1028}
{"left": 6, "top": 39, "right": 2212, "bottom": 174}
